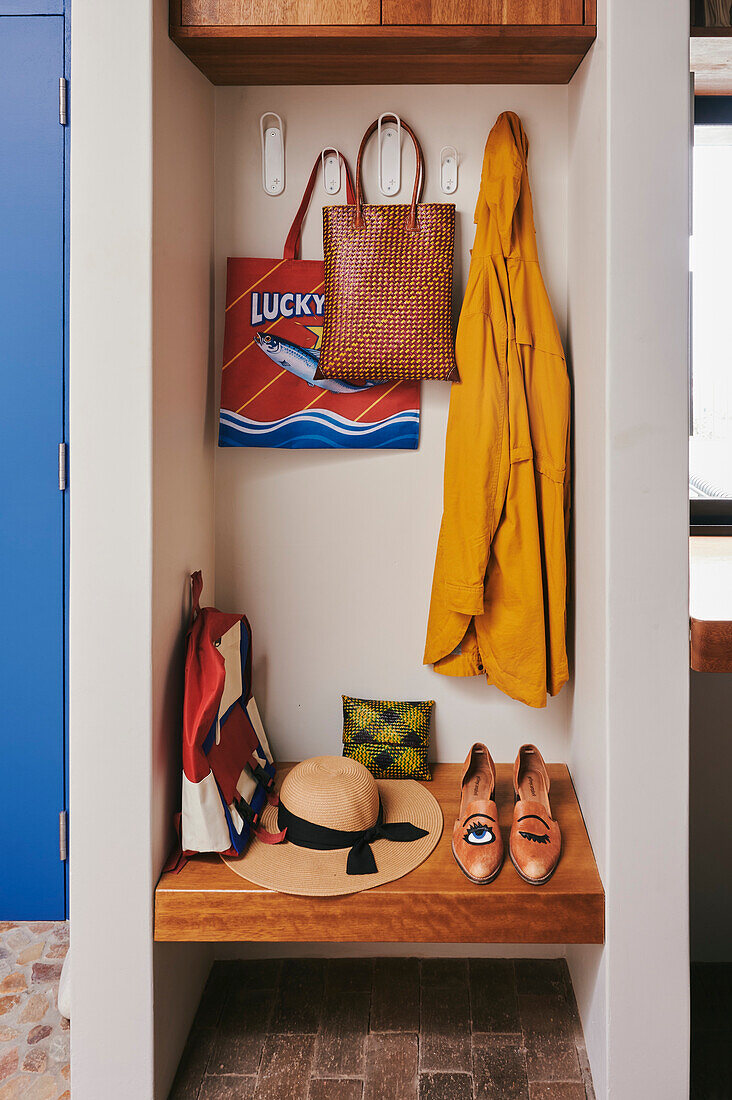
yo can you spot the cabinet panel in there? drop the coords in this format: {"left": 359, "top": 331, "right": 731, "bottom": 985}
{"left": 170, "top": 24, "right": 597, "bottom": 85}
{"left": 182, "top": 0, "right": 380, "bottom": 25}
{"left": 0, "top": 14, "right": 66, "bottom": 919}
{"left": 382, "top": 0, "right": 583, "bottom": 24}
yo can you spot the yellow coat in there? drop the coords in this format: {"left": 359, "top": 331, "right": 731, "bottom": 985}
{"left": 424, "top": 112, "right": 570, "bottom": 708}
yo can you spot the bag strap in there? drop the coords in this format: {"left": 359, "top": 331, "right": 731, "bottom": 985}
{"left": 284, "top": 151, "right": 355, "bottom": 260}
{"left": 354, "top": 116, "right": 425, "bottom": 232}
{"left": 250, "top": 761, "right": 276, "bottom": 794}
{"left": 189, "top": 571, "right": 203, "bottom": 628}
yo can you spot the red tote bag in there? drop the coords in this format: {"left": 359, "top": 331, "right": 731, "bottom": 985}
{"left": 218, "top": 152, "right": 421, "bottom": 449}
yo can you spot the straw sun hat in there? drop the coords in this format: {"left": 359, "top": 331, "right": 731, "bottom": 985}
{"left": 223, "top": 755, "right": 443, "bottom": 896}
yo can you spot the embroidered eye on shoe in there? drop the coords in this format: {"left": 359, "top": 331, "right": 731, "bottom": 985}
{"left": 451, "top": 743, "right": 504, "bottom": 884}
{"left": 509, "top": 744, "right": 561, "bottom": 885}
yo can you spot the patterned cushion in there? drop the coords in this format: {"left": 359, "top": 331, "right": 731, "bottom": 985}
{"left": 342, "top": 696, "right": 433, "bottom": 781}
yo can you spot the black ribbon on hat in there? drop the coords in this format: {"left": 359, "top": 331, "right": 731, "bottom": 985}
{"left": 277, "top": 798, "right": 429, "bottom": 876}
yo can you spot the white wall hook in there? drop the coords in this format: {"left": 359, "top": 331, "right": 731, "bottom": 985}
{"left": 440, "top": 146, "right": 458, "bottom": 195}
{"left": 378, "top": 112, "right": 401, "bottom": 197}
{"left": 260, "top": 112, "right": 285, "bottom": 196}
{"left": 321, "top": 148, "right": 344, "bottom": 195}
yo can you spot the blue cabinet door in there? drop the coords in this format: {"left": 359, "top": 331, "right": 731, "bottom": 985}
{"left": 0, "top": 16, "right": 66, "bottom": 918}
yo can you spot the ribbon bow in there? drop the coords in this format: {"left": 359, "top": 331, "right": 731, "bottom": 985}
{"left": 346, "top": 813, "right": 429, "bottom": 875}
{"left": 277, "top": 798, "right": 429, "bottom": 876}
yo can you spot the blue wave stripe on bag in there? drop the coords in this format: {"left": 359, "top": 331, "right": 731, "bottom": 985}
{"left": 218, "top": 408, "right": 420, "bottom": 450}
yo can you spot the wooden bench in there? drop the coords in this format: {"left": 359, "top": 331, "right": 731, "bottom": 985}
{"left": 155, "top": 762, "right": 604, "bottom": 944}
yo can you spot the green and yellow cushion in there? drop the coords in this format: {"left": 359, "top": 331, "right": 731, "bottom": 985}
{"left": 342, "top": 696, "right": 433, "bottom": 781}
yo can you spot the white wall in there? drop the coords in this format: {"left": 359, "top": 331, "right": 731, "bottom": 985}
{"left": 604, "top": 0, "right": 690, "bottom": 1091}
{"left": 211, "top": 82, "right": 621, "bottom": 1080}
{"left": 70, "top": 3, "right": 156, "bottom": 1096}
{"left": 214, "top": 84, "right": 571, "bottom": 765}
{"left": 71, "top": 6, "right": 691, "bottom": 1097}
{"left": 566, "top": 0, "right": 691, "bottom": 1097}
{"left": 151, "top": 0, "right": 217, "bottom": 1096}
{"left": 566, "top": 14, "right": 609, "bottom": 1095}
{"left": 71, "top": 2, "right": 217, "bottom": 1098}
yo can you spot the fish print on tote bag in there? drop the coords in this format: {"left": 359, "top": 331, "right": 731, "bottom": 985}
{"left": 219, "top": 153, "right": 420, "bottom": 450}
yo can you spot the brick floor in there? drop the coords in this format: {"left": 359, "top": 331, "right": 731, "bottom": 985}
{"left": 169, "top": 959, "right": 595, "bottom": 1100}
{"left": 0, "top": 922, "right": 70, "bottom": 1100}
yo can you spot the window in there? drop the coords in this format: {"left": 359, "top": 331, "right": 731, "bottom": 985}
{"left": 690, "top": 97, "right": 732, "bottom": 529}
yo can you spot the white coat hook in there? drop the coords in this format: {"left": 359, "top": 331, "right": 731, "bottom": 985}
{"left": 440, "top": 146, "right": 458, "bottom": 195}
{"left": 378, "top": 112, "right": 401, "bottom": 197}
{"left": 321, "top": 148, "right": 344, "bottom": 196}
{"left": 260, "top": 112, "right": 285, "bottom": 196}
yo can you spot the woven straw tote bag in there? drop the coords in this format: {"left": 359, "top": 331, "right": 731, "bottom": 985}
{"left": 316, "top": 117, "right": 458, "bottom": 385}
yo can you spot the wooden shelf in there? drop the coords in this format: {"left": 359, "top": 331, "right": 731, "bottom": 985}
{"left": 169, "top": 23, "right": 597, "bottom": 85}
{"left": 691, "top": 27, "right": 732, "bottom": 94}
{"left": 155, "top": 762, "right": 604, "bottom": 944}
{"left": 690, "top": 536, "right": 732, "bottom": 672}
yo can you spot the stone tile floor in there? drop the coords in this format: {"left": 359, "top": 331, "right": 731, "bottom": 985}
{"left": 170, "top": 958, "right": 595, "bottom": 1100}
{"left": 0, "top": 922, "right": 70, "bottom": 1100}
{"left": 690, "top": 962, "right": 732, "bottom": 1100}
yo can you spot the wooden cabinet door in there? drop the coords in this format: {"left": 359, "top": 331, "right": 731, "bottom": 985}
{"left": 382, "top": 0, "right": 584, "bottom": 23}
{"left": 182, "top": 0, "right": 380, "bottom": 25}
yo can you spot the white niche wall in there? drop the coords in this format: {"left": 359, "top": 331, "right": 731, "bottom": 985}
{"left": 68, "top": 0, "right": 690, "bottom": 1094}
{"left": 213, "top": 84, "right": 571, "bottom": 766}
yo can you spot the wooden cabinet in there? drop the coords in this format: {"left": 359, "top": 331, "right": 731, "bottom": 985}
{"left": 382, "top": 0, "right": 583, "bottom": 25}
{"left": 170, "top": 0, "right": 597, "bottom": 85}
{"left": 182, "top": 0, "right": 380, "bottom": 26}
{"left": 183, "top": 0, "right": 585, "bottom": 25}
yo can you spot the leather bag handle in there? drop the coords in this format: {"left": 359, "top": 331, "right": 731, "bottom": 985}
{"left": 284, "top": 151, "right": 355, "bottom": 260}
{"left": 189, "top": 571, "right": 203, "bottom": 628}
{"left": 354, "top": 116, "right": 425, "bottom": 232}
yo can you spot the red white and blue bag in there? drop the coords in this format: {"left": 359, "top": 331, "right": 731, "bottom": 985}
{"left": 178, "top": 572, "right": 280, "bottom": 860}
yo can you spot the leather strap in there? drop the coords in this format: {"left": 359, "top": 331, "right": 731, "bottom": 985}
{"left": 354, "top": 116, "right": 425, "bottom": 232}
{"left": 284, "top": 151, "right": 356, "bottom": 260}
{"left": 254, "top": 822, "right": 287, "bottom": 844}
{"left": 189, "top": 571, "right": 203, "bottom": 628}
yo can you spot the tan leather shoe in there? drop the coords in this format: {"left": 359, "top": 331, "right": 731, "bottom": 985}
{"left": 509, "top": 744, "right": 561, "bottom": 885}
{"left": 451, "top": 743, "right": 504, "bottom": 884}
